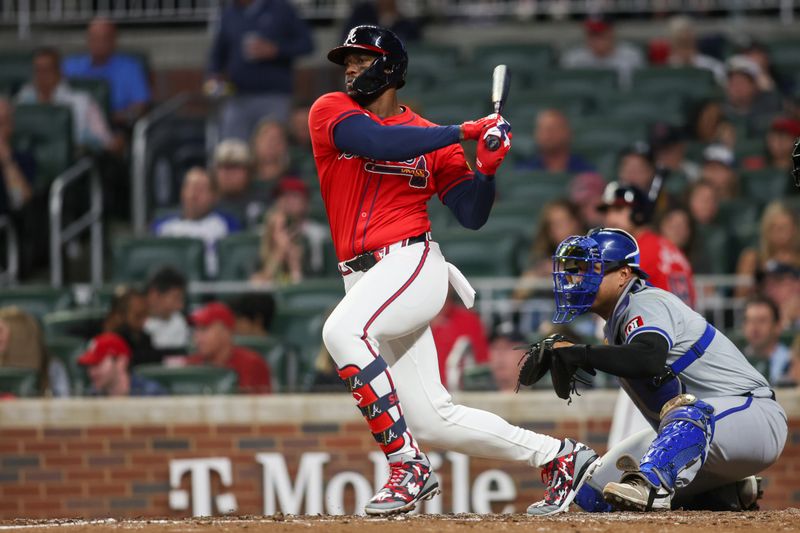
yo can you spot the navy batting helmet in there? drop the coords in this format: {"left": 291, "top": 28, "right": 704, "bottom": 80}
{"left": 552, "top": 228, "right": 648, "bottom": 323}
{"left": 597, "top": 182, "right": 654, "bottom": 226}
{"left": 328, "top": 25, "right": 407, "bottom": 98}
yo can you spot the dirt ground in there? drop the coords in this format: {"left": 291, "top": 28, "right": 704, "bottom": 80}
{"left": 2, "top": 510, "right": 800, "bottom": 533}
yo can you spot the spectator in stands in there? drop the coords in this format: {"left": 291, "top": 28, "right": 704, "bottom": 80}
{"left": 112, "top": 287, "right": 161, "bottom": 367}
{"left": 143, "top": 267, "right": 189, "bottom": 353}
{"left": 78, "top": 332, "right": 166, "bottom": 396}
{"left": 742, "top": 117, "right": 800, "bottom": 177}
{"left": 617, "top": 141, "right": 656, "bottom": 192}
{"left": 488, "top": 327, "right": 527, "bottom": 393}
{"left": 723, "top": 55, "right": 783, "bottom": 139}
{"left": 760, "top": 262, "right": 800, "bottom": 332}
{"left": 205, "top": 0, "right": 313, "bottom": 141}
{"left": 0, "top": 307, "right": 48, "bottom": 392}
{"left": 560, "top": 15, "right": 643, "bottom": 89}
{"left": 16, "top": 47, "right": 115, "bottom": 153}
{"left": 514, "top": 199, "right": 585, "bottom": 299}
{"left": 251, "top": 177, "right": 327, "bottom": 283}
{"left": 666, "top": 16, "right": 725, "bottom": 84}
{"left": 62, "top": 17, "right": 151, "bottom": 127}
{"left": 736, "top": 37, "right": 792, "bottom": 95}
{"left": 431, "top": 290, "right": 490, "bottom": 390}
{"left": 657, "top": 205, "right": 715, "bottom": 275}
{"left": 688, "top": 99, "right": 736, "bottom": 147}
{"left": 343, "top": 0, "right": 421, "bottom": 44}
{"left": 152, "top": 167, "right": 242, "bottom": 277}
{"left": 743, "top": 295, "right": 792, "bottom": 385}
{"left": 212, "top": 139, "right": 264, "bottom": 227}
{"left": 252, "top": 120, "right": 294, "bottom": 184}
{"left": 0, "top": 98, "right": 34, "bottom": 216}
{"left": 310, "top": 337, "right": 342, "bottom": 393}
{"left": 788, "top": 335, "right": 800, "bottom": 387}
{"left": 230, "top": 293, "right": 276, "bottom": 337}
{"left": 650, "top": 122, "right": 699, "bottom": 183}
{"left": 515, "top": 109, "right": 595, "bottom": 173}
{"left": 687, "top": 179, "right": 720, "bottom": 226}
{"left": 700, "top": 144, "right": 739, "bottom": 200}
{"left": 738, "top": 201, "right": 800, "bottom": 295}
{"left": 600, "top": 182, "right": 696, "bottom": 306}
{"left": 288, "top": 104, "right": 312, "bottom": 150}
{"left": 187, "top": 302, "right": 271, "bottom": 393}
{"left": 569, "top": 172, "right": 606, "bottom": 227}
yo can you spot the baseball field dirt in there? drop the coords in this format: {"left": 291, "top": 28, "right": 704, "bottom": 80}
{"left": 3, "top": 510, "right": 800, "bottom": 532}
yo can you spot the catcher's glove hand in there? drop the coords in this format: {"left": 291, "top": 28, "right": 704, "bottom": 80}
{"left": 792, "top": 137, "right": 800, "bottom": 188}
{"left": 516, "top": 333, "right": 565, "bottom": 392}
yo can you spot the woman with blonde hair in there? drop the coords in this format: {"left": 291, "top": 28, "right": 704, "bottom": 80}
{"left": 0, "top": 306, "right": 49, "bottom": 394}
{"left": 736, "top": 201, "right": 800, "bottom": 296}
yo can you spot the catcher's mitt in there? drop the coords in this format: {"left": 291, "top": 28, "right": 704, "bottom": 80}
{"left": 516, "top": 333, "right": 565, "bottom": 392}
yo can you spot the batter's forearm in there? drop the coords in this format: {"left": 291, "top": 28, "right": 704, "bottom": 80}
{"left": 442, "top": 172, "right": 495, "bottom": 230}
{"left": 333, "top": 114, "right": 460, "bottom": 161}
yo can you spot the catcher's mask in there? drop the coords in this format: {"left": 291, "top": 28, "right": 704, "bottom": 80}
{"left": 552, "top": 228, "right": 648, "bottom": 324}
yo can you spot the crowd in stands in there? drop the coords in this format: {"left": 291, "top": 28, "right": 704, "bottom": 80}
{"left": 0, "top": 5, "right": 799, "bottom": 398}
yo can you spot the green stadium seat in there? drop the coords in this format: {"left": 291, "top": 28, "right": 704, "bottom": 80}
{"left": 271, "top": 307, "right": 326, "bottom": 374}
{"left": 0, "top": 51, "right": 32, "bottom": 95}
{"left": 507, "top": 90, "right": 590, "bottom": 123}
{"left": 473, "top": 43, "right": 554, "bottom": 83}
{"left": 695, "top": 224, "right": 733, "bottom": 274}
{"left": 421, "top": 102, "right": 484, "bottom": 126}
{"left": 739, "top": 169, "right": 792, "bottom": 204}
{"left": 717, "top": 198, "right": 761, "bottom": 253}
{"left": 133, "top": 365, "right": 239, "bottom": 395}
{"left": 112, "top": 236, "right": 206, "bottom": 282}
{"left": 0, "top": 367, "right": 38, "bottom": 397}
{"left": 632, "top": 67, "right": 717, "bottom": 99}
{"left": 276, "top": 278, "right": 343, "bottom": 311}
{"left": 436, "top": 229, "right": 523, "bottom": 277}
{"left": 406, "top": 43, "right": 462, "bottom": 83}
{"left": 735, "top": 138, "right": 766, "bottom": 162}
{"left": 68, "top": 78, "right": 112, "bottom": 121}
{"left": 45, "top": 336, "right": 89, "bottom": 395}
{"left": 543, "top": 68, "right": 618, "bottom": 96}
{"left": 12, "top": 104, "right": 73, "bottom": 186}
{"left": 216, "top": 233, "right": 260, "bottom": 281}
{"left": 234, "top": 335, "right": 297, "bottom": 392}
{"left": 768, "top": 40, "right": 800, "bottom": 66}
{"left": 43, "top": 307, "right": 106, "bottom": 340}
{"left": 480, "top": 203, "right": 538, "bottom": 238}
{"left": 0, "top": 286, "right": 72, "bottom": 319}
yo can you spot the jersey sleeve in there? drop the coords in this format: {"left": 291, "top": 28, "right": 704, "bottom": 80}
{"left": 308, "top": 92, "right": 365, "bottom": 156}
{"left": 432, "top": 143, "right": 472, "bottom": 200}
{"left": 620, "top": 294, "right": 679, "bottom": 351}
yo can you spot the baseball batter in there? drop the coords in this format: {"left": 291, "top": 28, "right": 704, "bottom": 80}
{"left": 536, "top": 228, "right": 787, "bottom": 511}
{"left": 309, "top": 25, "right": 599, "bottom": 516}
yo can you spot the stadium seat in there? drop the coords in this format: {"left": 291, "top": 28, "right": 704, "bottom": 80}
{"left": 0, "top": 51, "right": 32, "bottom": 95}
{"left": 717, "top": 198, "right": 761, "bottom": 254}
{"left": 68, "top": 78, "right": 112, "bottom": 121}
{"left": 276, "top": 278, "right": 343, "bottom": 311}
{"left": 234, "top": 335, "right": 296, "bottom": 392}
{"left": 45, "top": 336, "right": 89, "bottom": 395}
{"left": 632, "top": 67, "right": 716, "bottom": 99}
{"left": 768, "top": 39, "right": 800, "bottom": 66}
{"left": 133, "top": 365, "right": 239, "bottom": 395}
{"left": 406, "top": 43, "right": 461, "bottom": 83}
{"left": 112, "top": 236, "right": 205, "bottom": 282}
{"left": 436, "top": 229, "right": 523, "bottom": 277}
{"left": 42, "top": 308, "right": 106, "bottom": 340}
{"left": 739, "top": 169, "right": 792, "bottom": 204}
{"left": 473, "top": 43, "right": 554, "bottom": 84}
{"left": 695, "top": 224, "right": 733, "bottom": 274}
{"left": 507, "top": 90, "right": 590, "bottom": 123}
{"left": 271, "top": 306, "right": 326, "bottom": 374}
{"left": 480, "top": 203, "right": 539, "bottom": 238}
{"left": 216, "top": 233, "right": 261, "bottom": 281}
{"left": 543, "top": 69, "right": 618, "bottom": 96}
{"left": 0, "top": 367, "right": 38, "bottom": 397}
{"left": 0, "top": 286, "right": 73, "bottom": 319}
{"left": 12, "top": 104, "right": 73, "bottom": 186}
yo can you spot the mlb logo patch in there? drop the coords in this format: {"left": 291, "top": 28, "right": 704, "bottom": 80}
{"left": 625, "top": 316, "right": 644, "bottom": 336}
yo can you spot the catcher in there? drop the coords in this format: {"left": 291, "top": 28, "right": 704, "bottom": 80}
{"left": 518, "top": 227, "right": 787, "bottom": 512}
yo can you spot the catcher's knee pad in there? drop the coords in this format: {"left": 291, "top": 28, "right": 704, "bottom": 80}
{"left": 639, "top": 396, "right": 715, "bottom": 491}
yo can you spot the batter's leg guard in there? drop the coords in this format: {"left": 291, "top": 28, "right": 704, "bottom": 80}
{"left": 337, "top": 357, "right": 417, "bottom": 457}
{"left": 604, "top": 395, "right": 715, "bottom": 512}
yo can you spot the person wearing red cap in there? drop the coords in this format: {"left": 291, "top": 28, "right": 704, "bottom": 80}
{"left": 251, "top": 176, "right": 328, "bottom": 283}
{"left": 78, "top": 333, "right": 166, "bottom": 396}
{"left": 186, "top": 302, "right": 272, "bottom": 393}
{"left": 743, "top": 117, "right": 800, "bottom": 178}
{"left": 560, "top": 15, "right": 644, "bottom": 89}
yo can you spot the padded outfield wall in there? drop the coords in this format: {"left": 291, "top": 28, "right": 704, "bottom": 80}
{"left": 0, "top": 389, "right": 798, "bottom": 518}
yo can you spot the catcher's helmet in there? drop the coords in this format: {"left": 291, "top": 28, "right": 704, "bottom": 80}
{"left": 328, "top": 25, "right": 407, "bottom": 98}
{"left": 597, "top": 182, "right": 653, "bottom": 226}
{"left": 552, "top": 228, "right": 648, "bottom": 324}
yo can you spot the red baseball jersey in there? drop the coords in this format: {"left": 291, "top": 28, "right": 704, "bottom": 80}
{"left": 637, "top": 229, "right": 697, "bottom": 307}
{"left": 309, "top": 92, "right": 471, "bottom": 262}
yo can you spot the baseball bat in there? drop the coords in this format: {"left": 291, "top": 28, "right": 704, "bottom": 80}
{"left": 484, "top": 64, "right": 510, "bottom": 151}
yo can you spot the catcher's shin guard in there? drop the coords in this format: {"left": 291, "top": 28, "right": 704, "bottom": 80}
{"left": 338, "top": 357, "right": 416, "bottom": 456}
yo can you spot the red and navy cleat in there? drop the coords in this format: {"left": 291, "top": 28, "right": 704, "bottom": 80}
{"left": 527, "top": 439, "right": 601, "bottom": 516}
{"left": 364, "top": 453, "right": 440, "bottom": 515}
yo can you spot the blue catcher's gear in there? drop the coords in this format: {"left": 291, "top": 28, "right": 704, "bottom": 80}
{"left": 552, "top": 228, "right": 648, "bottom": 323}
{"left": 328, "top": 25, "right": 408, "bottom": 98}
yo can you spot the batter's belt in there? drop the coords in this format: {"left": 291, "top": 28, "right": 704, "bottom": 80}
{"left": 339, "top": 232, "right": 430, "bottom": 274}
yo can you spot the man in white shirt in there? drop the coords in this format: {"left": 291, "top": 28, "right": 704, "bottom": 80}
{"left": 743, "top": 295, "right": 791, "bottom": 385}
{"left": 151, "top": 167, "right": 242, "bottom": 277}
{"left": 561, "top": 15, "right": 644, "bottom": 89}
{"left": 666, "top": 16, "right": 725, "bottom": 85}
{"left": 143, "top": 266, "right": 190, "bottom": 352}
{"left": 15, "top": 47, "right": 115, "bottom": 152}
